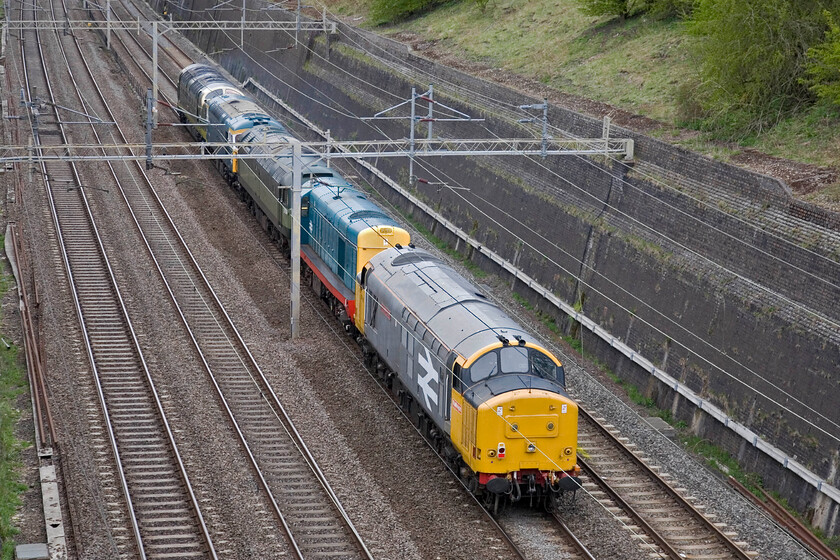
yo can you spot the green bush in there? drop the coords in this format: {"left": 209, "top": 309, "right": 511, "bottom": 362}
{"left": 473, "top": 0, "right": 490, "bottom": 12}
{"left": 688, "top": 0, "right": 840, "bottom": 136}
{"left": 575, "top": 0, "right": 647, "bottom": 19}
{"left": 803, "top": 11, "right": 840, "bottom": 107}
{"left": 369, "top": 0, "right": 448, "bottom": 24}
{"left": 574, "top": 0, "right": 691, "bottom": 19}
{"left": 647, "top": 0, "right": 694, "bottom": 19}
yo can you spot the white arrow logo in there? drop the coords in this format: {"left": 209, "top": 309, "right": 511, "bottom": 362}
{"left": 417, "top": 347, "right": 439, "bottom": 410}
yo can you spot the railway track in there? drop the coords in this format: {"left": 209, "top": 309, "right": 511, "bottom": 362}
{"left": 572, "top": 406, "right": 756, "bottom": 560}
{"left": 15, "top": 0, "right": 217, "bottom": 557}
{"left": 12, "top": 0, "right": 374, "bottom": 555}
{"left": 23, "top": 0, "right": 764, "bottom": 556}
{"left": 26, "top": 0, "right": 375, "bottom": 556}
{"left": 85, "top": 0, "right": 192, "bottom": 99}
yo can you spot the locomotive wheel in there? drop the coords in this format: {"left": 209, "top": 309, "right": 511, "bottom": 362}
{"left": 467, "top": 476, "right": 479, "bottom": 495}
{"left": 483, "top": 491, "right": 501, "bottom": 516}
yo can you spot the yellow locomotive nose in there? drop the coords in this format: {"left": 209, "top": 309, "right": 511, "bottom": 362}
{"left": 468, "top": 388, "right": 578, "bottom": 475}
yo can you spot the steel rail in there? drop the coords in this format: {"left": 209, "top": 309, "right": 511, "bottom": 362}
{"left": 61, "top": 2, "right": 373, "bottom": 555}
{"left": 552, "top": 515, "right": 598, "bottom": 560}
{"left": 18, "top": 15, "right": 147, "bottom": 558}
{"left": 577, "top": 456, "right": 676, "bottom": 559}
{"left": 19, "top": 0, "right": 218, "bottom": 556}
{"left": 578, "top": 407, "right": 753, "bottom": 560}
{"left": 728, "top": 476, "right": 840, "bottom": 560}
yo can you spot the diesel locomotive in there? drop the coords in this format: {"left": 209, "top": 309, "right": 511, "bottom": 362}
{"left": 177, "top": 63, "right": 582, "bottom": 509}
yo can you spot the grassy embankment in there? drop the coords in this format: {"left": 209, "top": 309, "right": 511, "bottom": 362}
{"left": 324, "top": 0, "right": 840, "bottom": 208}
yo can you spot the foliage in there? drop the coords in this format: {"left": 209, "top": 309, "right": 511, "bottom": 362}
{"left": 369, "top": 0, "right": 447, "bottom": 24}
{"left": 803, "top": 11, "right": 840, "bottom": 107}
{"left": 682, "top": 435, "right": 763, "bottom": 489}
{"left": 575, "top": 0, "right": 646, "bottom": 19}
{"left": 646, "top": 0, "right": 694, "bottom": 19}
{"left": 0, "top": 347, "right": 26, "bottom": 560}
{"left": 0, "top": 360, "right": 26, "bottom": 556}
{"left": 574, "top": 0, "right": 691, "bottom": 19}
{"left": 686, "top": 0, "right": 840, "bottom": 138}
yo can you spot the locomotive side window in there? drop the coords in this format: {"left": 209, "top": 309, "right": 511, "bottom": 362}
{"left": 452, "top": 362, "right": 463, "bottom": 391}
{"left": 367, "top": 295, "right": 379, "bottom": 329}
{"left": 469, "top": 352, "right": 498, "bottom": 383}
{"left": 500, "top": 346, "right": 529, "bottom": 374}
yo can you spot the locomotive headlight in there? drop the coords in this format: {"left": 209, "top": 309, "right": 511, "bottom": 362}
{"left": 487, "top": 449, "right": 497, "bottom": 458}
{"left": 527, "top": 443, "right": 536, "bottom": 453}
{"left": 563, "top": 446, "right": 574, "bottom": 456}
{"left": 547, "top": 422, "right": 555, "bottom": 431}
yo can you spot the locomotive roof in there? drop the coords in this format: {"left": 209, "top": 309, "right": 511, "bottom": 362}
{"left": 208, "top": 94, "right": 275, "bottom": 129}
{"left": 307, "top": 183, "right": 402, "bottom": 240}
{"left": 367, "top": 246, "right": 542, "bottom": 361}
{"left": 179, "top": 64, "right": 241, "bottom": 96}
{"left": 240, "top": 125, "right": 338, "bottom": 186}
{"left": 179, "top": 63, "right": 227, "bottom": 86}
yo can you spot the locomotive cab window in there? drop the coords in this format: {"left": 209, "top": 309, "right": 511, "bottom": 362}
{"left": 530, "top": 351, "right": 557, "bottom": 382}
{"left": 500, "top": 346, "right": 529, "bottom": 374}
{"left": 469, "top": 352, "right": 498, "bottom": 383}
{"left": 467, "top": 348, "right": 561, "bottom": 384}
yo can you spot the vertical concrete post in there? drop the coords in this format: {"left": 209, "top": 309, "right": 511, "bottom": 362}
{"left": 290, "top": 142, "right": 301, "bottom": 339}
{"left": 106, "top": 0, "right": 111, "bottom": 49}
{"left": 409, "top": 87, "right": 416, "bottom": 182}
{"left": 152, "top": 22, "right": 158, "bottom": 129}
